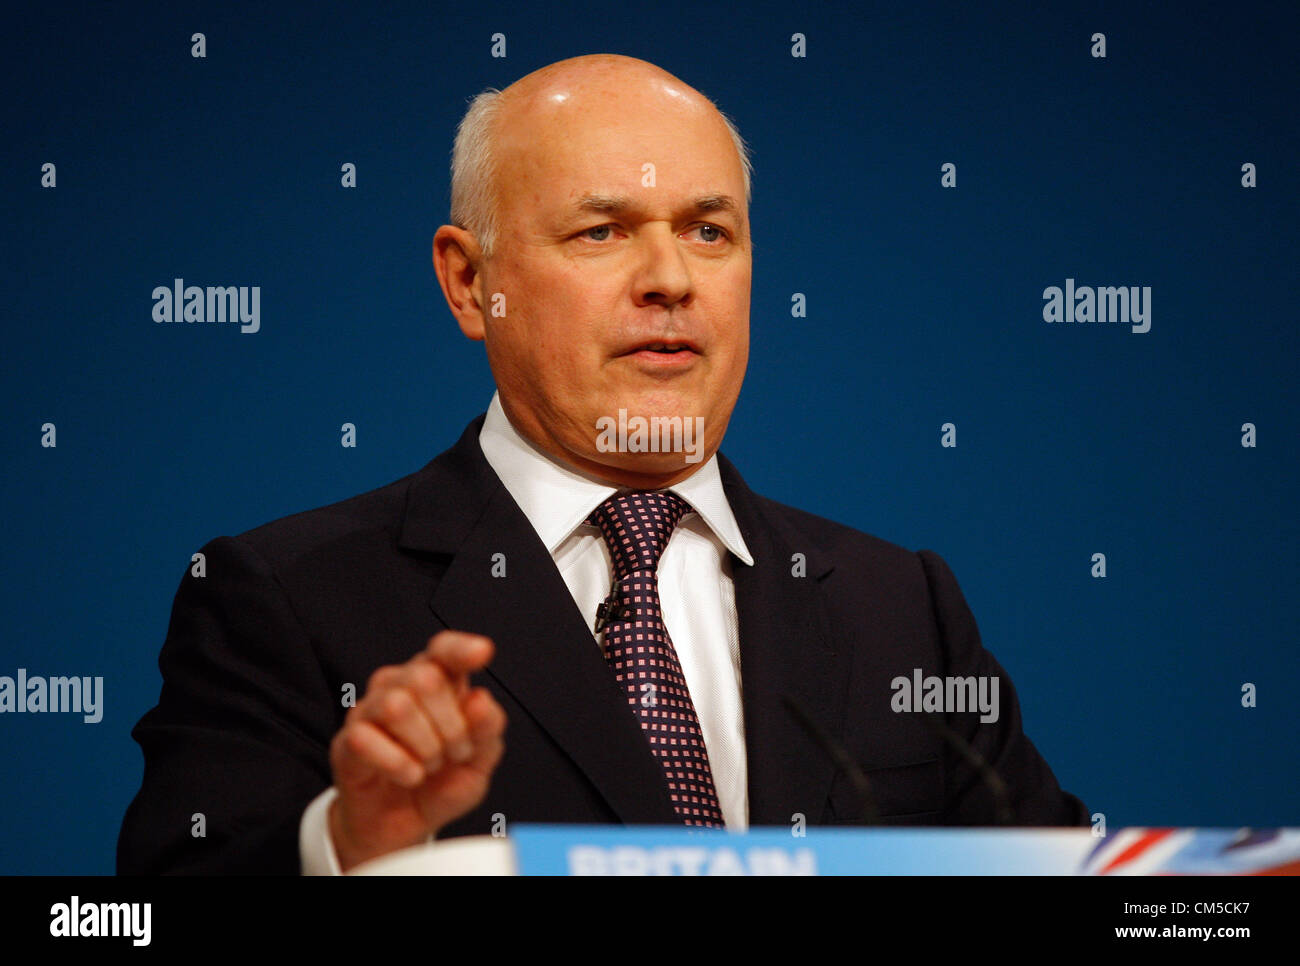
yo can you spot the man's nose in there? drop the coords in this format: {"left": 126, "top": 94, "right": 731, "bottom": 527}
{"left": 632, "top": 224, "right": 692, "bottom": 307}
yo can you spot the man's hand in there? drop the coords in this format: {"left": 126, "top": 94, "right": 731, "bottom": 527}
{"left": 327, "top": 630, "right": 506, "bottom": 872}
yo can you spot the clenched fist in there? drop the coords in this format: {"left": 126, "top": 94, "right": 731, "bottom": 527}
{"left": 328, "top": 630, "right": 507, "bottom": 871}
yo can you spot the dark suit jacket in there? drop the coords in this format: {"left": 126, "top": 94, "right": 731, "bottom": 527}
{"left": 118, "top": 414, "right": 1088, "bottom": 874}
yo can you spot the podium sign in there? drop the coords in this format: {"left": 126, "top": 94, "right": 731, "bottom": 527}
{"left": 509, "top": 825, "right": 1300, "bottom": 876}
{"left": 510, "top": 824, "right": 1092, "bottom": 875}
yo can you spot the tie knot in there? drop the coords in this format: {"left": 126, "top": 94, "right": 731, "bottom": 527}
{"left": 586, "top": 490, "right": 693, "bottom": 580}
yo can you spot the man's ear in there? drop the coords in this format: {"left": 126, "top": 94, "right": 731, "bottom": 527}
{"left": 433, "top": 225, "right": 486, "bottom": 341}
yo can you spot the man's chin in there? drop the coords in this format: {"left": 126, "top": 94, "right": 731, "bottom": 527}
{"left": 588, "top": 407, "right": 713, "bottom": 475}
{"left": 566, "top": 446, "right": 714, "bottom": 488}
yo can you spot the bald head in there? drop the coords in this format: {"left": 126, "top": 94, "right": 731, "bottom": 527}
{"left": 450, "top": 54, "right": 751, "bottom": 259}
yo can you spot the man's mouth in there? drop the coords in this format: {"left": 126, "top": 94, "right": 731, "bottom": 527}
{"left": 623, "top": 340, "right": 700, "bottom": 356}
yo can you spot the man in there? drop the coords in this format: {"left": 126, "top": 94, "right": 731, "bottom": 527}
{"left": 118, "top": 54, "right": 1087, "bottom": 875}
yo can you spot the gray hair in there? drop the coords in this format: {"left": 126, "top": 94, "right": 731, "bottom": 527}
{"left": 449, "top": 87, "right": 752, "bottom": 259}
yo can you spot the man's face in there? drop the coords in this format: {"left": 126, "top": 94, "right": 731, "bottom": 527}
{"left": 476, "top": 73, "right": 751, "bottom": 484}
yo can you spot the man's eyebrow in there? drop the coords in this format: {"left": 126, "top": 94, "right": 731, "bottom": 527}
{"left": 567, "top": 193, "right": 743, "bottom": 218}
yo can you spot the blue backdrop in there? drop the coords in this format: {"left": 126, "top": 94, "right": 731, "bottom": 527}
{"left": 2, "top": 0, "right": 1296, "bottom": 874}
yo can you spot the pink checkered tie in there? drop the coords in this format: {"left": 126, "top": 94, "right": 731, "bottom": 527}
{"left": 586, "top": 490, "right": 725, "bottom": 828}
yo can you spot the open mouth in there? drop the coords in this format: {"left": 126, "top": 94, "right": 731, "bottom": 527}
{"left": 626, "top": 341, "right": 699, "bottom": 356}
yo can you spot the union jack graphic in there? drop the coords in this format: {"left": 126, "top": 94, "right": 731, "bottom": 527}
{"left": 1080, "top": 828, "right": 1300, "bottom": 875}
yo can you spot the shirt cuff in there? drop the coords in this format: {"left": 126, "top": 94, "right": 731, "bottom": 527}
{"left": 300, "top": 786, "right": 344, "bottom": 876}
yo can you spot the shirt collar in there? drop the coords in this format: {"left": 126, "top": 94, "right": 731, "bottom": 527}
{"left": 477, "top": 391, "right": 753, "bottom": 566}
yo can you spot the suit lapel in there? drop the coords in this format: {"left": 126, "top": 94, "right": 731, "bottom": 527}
{"left": 397, "top": 416, "right": 678, "bottom": 824}
{"left": 718, "top": 454, "right": 851, "bottom": 827}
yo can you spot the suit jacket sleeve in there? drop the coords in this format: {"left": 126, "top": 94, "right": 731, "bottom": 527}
{"left": 917, "top": 549, "right": 1090, "bottom": 827}
{"left": 118, "top": 536, "right": 336, "bottom": 874}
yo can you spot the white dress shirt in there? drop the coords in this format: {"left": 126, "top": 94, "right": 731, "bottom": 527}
{"left": 301, "top": 392, "right": 753, "bottom": 873}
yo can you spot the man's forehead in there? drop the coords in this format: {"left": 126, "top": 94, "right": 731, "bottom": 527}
{"left": 499, "top": 115, "right": 743, "bottom": 200}
{"left": 500, "top": 99, "right": 731, "bottom": 160}
{"left": 490, "top": 58, "right": 746, "bottom": 224}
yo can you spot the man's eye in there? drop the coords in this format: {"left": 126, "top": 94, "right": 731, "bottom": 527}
{"left": 578, "top": 224, "right": 727, "bottom": 243}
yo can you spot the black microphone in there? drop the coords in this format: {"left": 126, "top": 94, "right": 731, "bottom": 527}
{"left": 781, "top": 695, "right": 881, "bottom": 826}
{"left": 593, "top": 586, "right": 632, "bottom": 635}
{"left": 918, "top": 711, "right": 1014, "bottom": 825}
